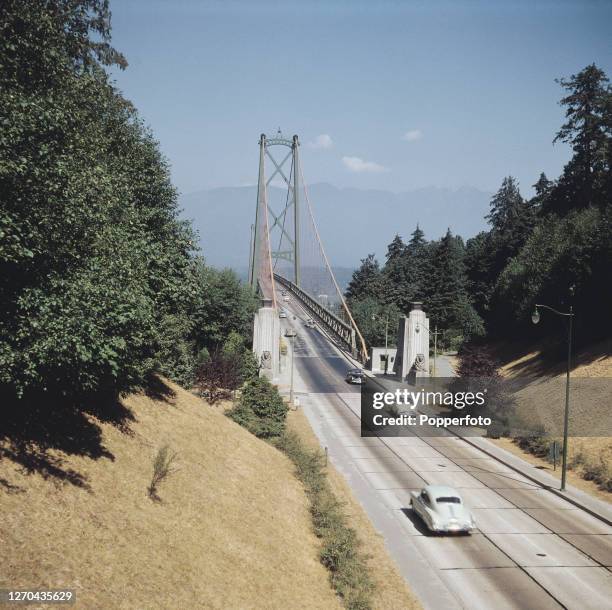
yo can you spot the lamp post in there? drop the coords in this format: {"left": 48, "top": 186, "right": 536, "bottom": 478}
{"left": 415, "top": 323, "right": 440, "bottom": 377}
{"left": 290, "top": 333, "right": 295, "bottom": 405}
{"left": 531, "top": 303, "right": 574, "bottom": 491}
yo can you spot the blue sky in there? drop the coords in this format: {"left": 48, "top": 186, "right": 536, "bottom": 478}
{"left": 110, "top": 0, "right": 611, "bottom": 197}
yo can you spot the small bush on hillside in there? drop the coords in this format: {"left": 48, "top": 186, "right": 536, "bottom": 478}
{"left": 577, "top": 449, "right": 612, "bottom": 492}
{"left": 148, "top": 445, "right": 178, "bottom": 502}
{"left": 226, "top": 377, "right": 288, "bottom": 438}
{"left": 514, "top": 435, "right": 551, "bottom": 458}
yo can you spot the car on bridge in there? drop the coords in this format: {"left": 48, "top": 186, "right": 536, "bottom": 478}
{"left": 345, "top": 368, "right": 366, "bottom": 384}
{"left": 305, "top": 318, "right": 316, "bottom": 328}
{"left": 284, "top": 328, "right": 297, "bottom": 338}
{"left": 410, "top": 485, "right": 476, "bottom": 534}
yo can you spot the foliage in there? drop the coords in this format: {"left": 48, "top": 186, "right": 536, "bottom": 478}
{"left": 191, "top": 264, "right": 259, "bottom": 355}
{"left": 275, "top": 432, "right": 374, "bottom": 609}
{"left": 548, "top": 64, "right": 611, "bottom": 213}
{"left": 226, "top": 376, "right": 288, "bottom": 439}
{"left": 0, "top": 1, "right": 259, "bottom": 400}
{"left": 195, "top": 355, "right": 239, "bottom": 404}
{"left": 222, "top": 331, "right": 260, "bottom": 384}
{"left": 467, "top": 65, "right": 611, "bottom": 342}
{"left": 348, "top": 298, "right": 401, "bottom": 348}
{"left": 0, "top": 1, "right": 204, "bottom": 398}
{"left": 427, "top": 230, "right": 484, "bottom": 346}
{"left": 345, "top": 254, "right": 386, "bottom": 302}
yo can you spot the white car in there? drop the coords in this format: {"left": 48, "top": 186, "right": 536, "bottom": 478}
{"left": 410, "top": 485, "right": 476, "bottom": 534}
{"left": 283, "top": 295, "right": 290, "bottom": 302}
{"left": 279, "top": 310, "right": 287, "bottom": 318}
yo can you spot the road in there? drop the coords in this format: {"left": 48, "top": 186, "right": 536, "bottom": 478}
{"left": 279, "top": 301, "right": 612, "bottom": 610}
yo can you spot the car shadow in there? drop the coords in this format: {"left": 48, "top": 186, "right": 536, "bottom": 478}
{"left": 399, "top": 507, "right": 472, "bottom": 537}
{"left": 399, "top": 507, "right": 435, "bottom": 535}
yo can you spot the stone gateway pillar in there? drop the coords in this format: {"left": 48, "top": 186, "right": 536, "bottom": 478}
{"left": 252, "top": 300, "right": 280, "bottom": 381}
{"left": 394, "top": 302, "right": 430, "bottom": 383}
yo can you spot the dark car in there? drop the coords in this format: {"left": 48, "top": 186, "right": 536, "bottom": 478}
{"left": 345, "top": 368, "right": 366, "bottom": 384}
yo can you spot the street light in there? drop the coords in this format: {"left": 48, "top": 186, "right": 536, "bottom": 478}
{"left": 531, "top": 302, "right": 574, "bottom": 491}
{"left": 415, "top": 323, "right": 441, "bottom": 377}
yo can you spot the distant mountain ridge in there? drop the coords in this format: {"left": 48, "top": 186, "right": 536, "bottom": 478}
{"left": 179, "top": 183, "right": 492, "bottom": 271}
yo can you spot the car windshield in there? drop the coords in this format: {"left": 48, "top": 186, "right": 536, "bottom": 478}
{"left": 436, "top": 496, "right": 461, "bottom": 504}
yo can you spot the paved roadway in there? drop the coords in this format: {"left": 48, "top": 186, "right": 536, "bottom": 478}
{"left": 279, "top": 302, "right": 612, "bottom": 610}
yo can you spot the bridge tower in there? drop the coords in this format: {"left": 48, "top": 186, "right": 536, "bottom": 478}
{"left": 249, "top": 131, "right": 301, "bottom": 292}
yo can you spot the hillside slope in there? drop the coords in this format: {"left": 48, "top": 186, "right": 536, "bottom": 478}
{"left": 0, "top": 380, "right": 341, "bottom": 609}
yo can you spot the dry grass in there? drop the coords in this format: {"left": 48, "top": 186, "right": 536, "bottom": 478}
{"left": 0, "top": 379, "right": 342, "bottom": 610}
{"left": 493, "top": 437, "right": 612, "bottom": 503}
{"left": 492, "top": 341, "right": 612, "bottom": 501}
{"left": 287, "top": 409, "right": 422, "bottom": 610}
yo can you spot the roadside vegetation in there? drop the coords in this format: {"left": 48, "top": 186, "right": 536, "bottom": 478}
{"left": 275, "top": 431, "right": 375, "bottom": 610}
{"left": 224, "top": 375, "right": 378, "bottom": 609}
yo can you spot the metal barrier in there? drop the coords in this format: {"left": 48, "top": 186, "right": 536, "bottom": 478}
{"left": 274, "top": 273, "right": 362, "bottom": 361}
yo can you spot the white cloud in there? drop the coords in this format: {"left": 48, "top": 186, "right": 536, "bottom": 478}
{"left": 308, "top": 134, "right": 334, "bottom": 149}
{"left": 342, "top": 156, "right": 389, "bottom": 173}
{"left": 402, "top": 129, "right": 423, "bottom": 142}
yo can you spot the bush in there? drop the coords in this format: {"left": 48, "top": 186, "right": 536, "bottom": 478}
{"left": 226, "top": 376, "right": 288, "bottom": 438}
{"left": 514, "top": 435, "right": 551, "bottom": 458}
{"left": 195, "top": 354, "right": 240, "bottom": 404}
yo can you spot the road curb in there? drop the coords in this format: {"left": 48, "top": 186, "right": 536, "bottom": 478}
{"left": 458, "top": 434, "right": 612, "bottom": 525}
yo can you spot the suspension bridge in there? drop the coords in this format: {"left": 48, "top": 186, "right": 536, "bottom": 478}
{"left": 248, "top": 130, "right": 369, "bottom": 377}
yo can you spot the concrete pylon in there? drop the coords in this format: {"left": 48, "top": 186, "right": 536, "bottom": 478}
{"left": 394, "top": 302, "right": 430, "bottom": 383}
{"left": 253, "top": 299, "right": 280, "bottom": 381}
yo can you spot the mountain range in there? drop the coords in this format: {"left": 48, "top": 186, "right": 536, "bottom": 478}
{"left": 179, "top": 183, "right": 492, "bottom": 272}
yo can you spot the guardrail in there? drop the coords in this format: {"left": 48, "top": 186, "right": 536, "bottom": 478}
{"left": 274, "top": 273, "right": 362, "bottom": 361}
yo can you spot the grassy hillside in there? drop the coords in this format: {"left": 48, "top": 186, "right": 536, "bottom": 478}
{"left": 493, "top": 340, "right": 612, "bottom": 498}
{"left": 0, "top": 379, "right": 342, "bottom": 609}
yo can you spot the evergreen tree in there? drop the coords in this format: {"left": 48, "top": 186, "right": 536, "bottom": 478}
{"left": 545, "top": 64, "right": 611, "bottom": 214}
{"left": 428, "top": 230, "right": 483, "bottom": 345}
{"left": 487, "top": 177, "right": 537, "bottom": 272}
{"left": 385, "top": 225, "right": 431, "bottom": 313}
{"left": 530, "top": 172, "right": 554, "bottom": 219}
{"left": 404, "top": 224, "right": 430, "bottom": 299}
{"left": 464, "top": 231, "right": 494, "bottom": 319}
{"left": 345, "top": 254, "right": 384, "bottom": 302}
{"left": 385, "top": 234, "right": 405, "bottom": 264}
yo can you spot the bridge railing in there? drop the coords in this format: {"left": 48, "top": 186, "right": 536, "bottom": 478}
{"left": 274, "top": 273, "right": 365, "bottom": 362}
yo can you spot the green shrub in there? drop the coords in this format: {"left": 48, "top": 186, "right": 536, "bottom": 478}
{"left": 226, "top": 376, "right": 288, "bottom": 438}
